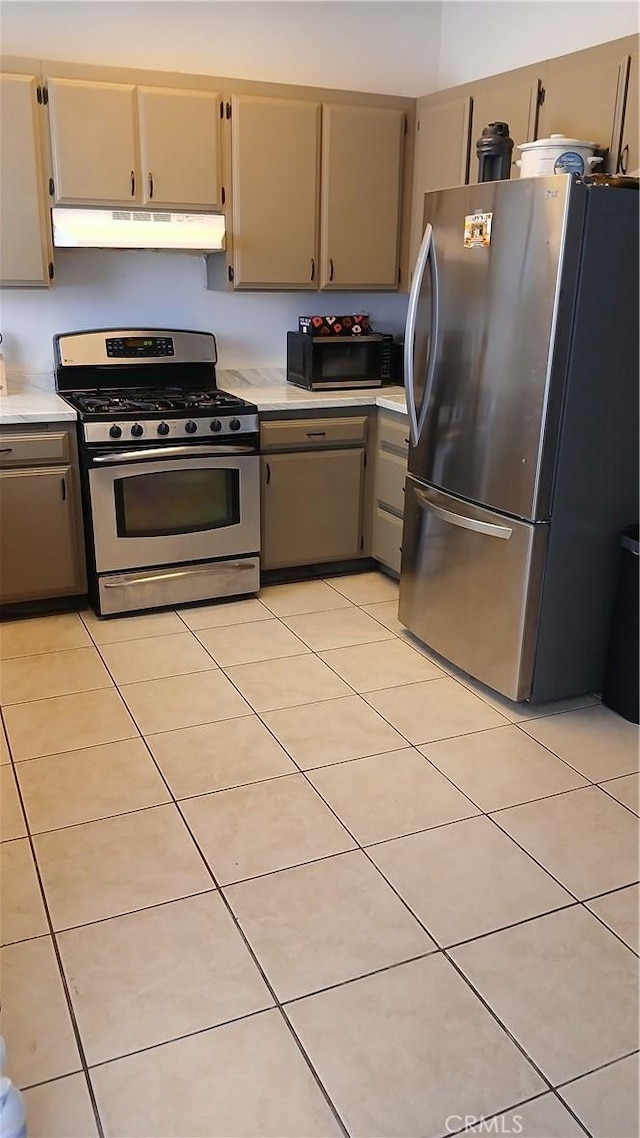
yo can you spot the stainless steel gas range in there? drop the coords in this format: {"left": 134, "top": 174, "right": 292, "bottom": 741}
{"left": 54, "top": 328, "right": 260, "bottom": 616}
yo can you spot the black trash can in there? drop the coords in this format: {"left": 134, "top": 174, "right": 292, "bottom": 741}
{"left": 602, "top": 525, "right": 639, "bottom": 723}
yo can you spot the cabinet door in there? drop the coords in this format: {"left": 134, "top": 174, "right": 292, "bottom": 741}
{"left": 231, "top": 95, "right": 320, "bottom": 288}
{"left": 261, "top": 449, "right": 364, "bottom": 569}
{"left": 0, "top": 74, "right": 52, "bottom": 286}
{"left": 137, "top": 87, "right": 222, "bottom": 209}
{"left": 0, "top": 466, "right": 83, "bottom": 603}
{"left": 469, "top": 78, "right": 539, "bottom": 184}
{"left": 538, "top": 54, "right": 628, "bottom": 172}
{"left": 47, "top": 78, "right": 138, "bottom": 204}
{"left": 320, "top": 104, "right": 405, "bottom": 290}
{"left": 618, "top": 53, "right": 638, "bottom": 174}
{"left": 408, "top": 96, "right": 471, "bottom": 274}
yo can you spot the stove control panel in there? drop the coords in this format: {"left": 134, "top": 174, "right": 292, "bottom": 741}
{"left": 83, "top": 413, "right": 259, "bottom": 445}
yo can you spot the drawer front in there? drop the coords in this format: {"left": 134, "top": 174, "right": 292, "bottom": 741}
{"left": 375, "top": 449, "right": 407, "bottom": 514}
{"left": 372, "top": 505, "right": 403, "bottom": 575}
{"left": 261, "top": 416, "right": 368, "bottom": 451}
{"left": 378, "top": 411, "right": 409, "bottom": 455}
{"left": 0, "top": 431, "right": 70, "bottom": 466}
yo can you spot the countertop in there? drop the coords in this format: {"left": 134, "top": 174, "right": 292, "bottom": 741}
{"left": 0, "top": 393, "right": 78, "bottom": 424}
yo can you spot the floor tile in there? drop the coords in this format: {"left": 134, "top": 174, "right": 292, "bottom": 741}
{"left": 360, "top": 600, "right": 404, "bottom": 633}
{"left": 1, "top": 766, "right": 26, "bottom": 841}
{"left": 98, "top": 632, "right": 217, "bottom": 684}
{"left": 0, "top": 646, "right": 113, "bottom": 705}
{"left": 0, "top": 613, "right": 91, "bottom": 658}
{"left": 261, "top": 695, "right": 407, "bottom": 770}
{"left": 420, "top": 725, "right": 588, "bottom": 812}
{"left": 365, "top": 678, "right": 509, "bottom": 745}
{"left": 226, "top": 850, "right": 434, "bottom": 1001}
{"left": 59, "top": 892, "right": 272, "bottom": 1065}
{"left": 81, "top": 608, "right": 186, "bottom": 643}
{"left": 559, "top": 1053, "right": 639, "bottom": 1138}
{"left": 370, "top": 815, "right": 573, "bottom": 948}
{"left": 319, "top": 638, "right": 444, "bottom": 692}
{"left": 450, "top": 906, "right": 639, "bottom": 1086}
{"left": 119, "top": 670, "right": 250, "bottom": 734}
{"left": 181, "top": 774, "right": 355, "bottom": 885}
{"left": 224, "top": 654, "right": 351, "bottom": 713}
{"left": 0, "top": 937, "right": 81, "bottom": 1088}
{"left": 464, "top": 1094, "right": 585, "bottom": 1137}
{"left": 177, "top": 596, "right": 272, "bottom": 631}
{"left": 286, "top": 954, "right": 544, "bottom": 1138}
{"left": 146, "top": 715, "right": 297, "bottom": 798}
{"left": 521, "top": 704, "right": 639, "bottom": 781}
{"left": 21, "top": 1074, "right": 99, "bottom": 1138}
{"left": 91, "top": 1009, "right": 342, "bottom": 1138}
{"left": 0, "top": 720, "right": 10, "bottom": 764}
{"left": 16, "top": 738, "right": 170, "bottom": 833}
{"left": 34, "top": 804, "right": 213, "bottom": 929}
{"left": 586, "top": 885, "right": 639, "bottom": 953}
{"left": 599, "top": 771, "right": 639, "bottom": 814}
{"left": 1, "top": 837, "right": 48, "bottom": 945}
{"left": 284, "top": 607, "right": 395, "bottom": 652}
{"left": 309, "top": 749, "right": 478, "bottom": 845}
{"left": 493, "top": 786, "right": 639, "bottom": 900}
{"left": 196, "top": 618, "right": 309, "bottom": 667}
{"left": 325, "top": 570, "right": 399, "bottom": 605}
{"left": 259, "top": 579, "right": 354, "bottom": 617}
{"left": 447, "top": 664, "right": 600, "bottom": 724}
{"left": 3, "top": 688, "right": 137, "bottom": 761}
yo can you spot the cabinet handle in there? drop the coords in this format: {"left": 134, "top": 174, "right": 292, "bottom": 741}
{"left": 61, "top": 476, "right": 66, "bottom": 501}
{"left": 0, "top": 448, "right": 14, "bottom": 454}
{"left": 618, "top": 144, "right": 629, "bottom": 175}
{"left": 310, "top": 258, "right": 315, "bottom": 282}
{"left": 329, "top": 258, "right": 334, "bottom": 282}
{"left": 149, "top": 172, "right": 154, "bottom": 199}
{"left": 265, "top": 462, "right": 271, "bottom": 485}
{"left": 306, "top": 431, "right": 326, "bottom": 438}
{"left": 130, "top": 170, "right": 136, "bottom": 196}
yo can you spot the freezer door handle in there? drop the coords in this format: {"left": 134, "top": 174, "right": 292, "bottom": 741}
{"left": 404, "top": 222, "right": 439, "bottom": 447}
{"left": 415, "top": 489, "right": 513, "bottom": 539}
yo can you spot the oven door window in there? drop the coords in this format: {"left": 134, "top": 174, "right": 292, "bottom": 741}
{"left": 114, "top": 467, "right": 240, "bottom": 538}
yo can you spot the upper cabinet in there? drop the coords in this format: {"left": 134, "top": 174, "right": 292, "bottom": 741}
{"left": 47, "top": 77, "right": 222, "bottom": 209}
{"left": 408, "top": 96, "right": 471, "bottom": 271}
{"left": 230, "top": 95, "right": 320, "bottom": 289}
{"left": 0, "top": 72, "right": 53, "bottom": 286}
{"left": 468, "top": 76, "right": 538, "bottom": 184}
{"left": 320, "top": 104, "right": 405, "bottom": 290}
{"left": 537, "top": 49, "right": 629, "bottom": 172}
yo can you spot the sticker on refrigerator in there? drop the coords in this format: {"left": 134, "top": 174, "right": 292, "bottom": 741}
{"left": 464, "top": 212, "right": 493, "bottom": 248}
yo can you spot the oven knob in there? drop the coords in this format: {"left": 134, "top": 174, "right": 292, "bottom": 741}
{"left": 131, "top": 424, "right": 144, "bottom": 437}
{"left": 109, "top": 424, "right": 122, "bottom": 439}
{"left": 229, "top": 418, "right": 241, "bottom": 431}
{"left": 157, "top": 422, "right": 170, "bottom": 436}
{"left": 210, "top": 419, "right": 222, "bottom": 433}
{"left": 185, "top": 420, "right": 198, "bottom": 434}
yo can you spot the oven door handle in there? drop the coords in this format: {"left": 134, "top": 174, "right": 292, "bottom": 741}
{"left": 90, "top": 444, "right": 257, "bottom": 464}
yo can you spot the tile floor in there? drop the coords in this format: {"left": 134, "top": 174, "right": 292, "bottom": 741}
{"left": 0, "top": 570, "right": 638, "bottom": 1138}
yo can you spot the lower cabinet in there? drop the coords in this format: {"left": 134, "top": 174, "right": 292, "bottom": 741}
{"left": 0, "top": 427, "right": 86, "bottom": 604}
{"left": 372, "top": 410, "right": 409, "bottom": 575}
{"left": 260, "top": 415, "right": 368, "bottom": 571}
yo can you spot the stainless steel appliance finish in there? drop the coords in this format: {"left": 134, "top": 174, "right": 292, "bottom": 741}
{"left": 400, "top": 175, "right": 639, "bottom": 702}
{"left": 54, "top": 328, "right": 261, "bottom": 617}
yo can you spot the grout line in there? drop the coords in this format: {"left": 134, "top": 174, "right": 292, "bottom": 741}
{"left": 553, "top": 1047, "right": 640, "bottom": 1092}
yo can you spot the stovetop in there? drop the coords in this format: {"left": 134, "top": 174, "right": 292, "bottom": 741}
{"left": 64, "top": 387, "right": 251, "bottom": 417}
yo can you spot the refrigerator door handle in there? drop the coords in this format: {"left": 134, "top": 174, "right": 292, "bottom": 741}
{"left": 405, "top": 223, "right": 434, "bottom": 446}
{"left": 415, "top": 490, "right": 513, "bottom": 540}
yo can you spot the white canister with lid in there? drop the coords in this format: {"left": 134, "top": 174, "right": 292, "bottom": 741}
{"left": 516, "top": 134, "right": 603, "bottom": 178}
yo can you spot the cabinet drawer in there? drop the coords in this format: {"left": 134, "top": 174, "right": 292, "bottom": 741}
{"left": 378, "top": 411, "right": 409, "bottom": 454}
{"left": 375, "top": 449, "right": 407, "bottom": 514}
{"left": 372, "top": 505, "right": 403, "bottom": 575}
{"left": 261, "top": 416, "right": 368, "bottom": 452}
{"left": 0, "top": 432, "right": 70, "bottom": 466}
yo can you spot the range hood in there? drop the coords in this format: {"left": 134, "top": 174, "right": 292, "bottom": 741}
{"left": 52, "top": 207, "right": 226, "bottom": 251}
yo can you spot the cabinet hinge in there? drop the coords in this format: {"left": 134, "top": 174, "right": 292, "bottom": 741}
{"left": 537, "top": 85, "right": 546, "bottom": 108}
{"left": 228, "top": 265, "right": 234, "bottom": 283}
{"left": 219, "top": 100, "right": 224, "bottom": 119}
{"left": 225, "top": 101, "right": 232, "bottom": 120}
{"left": 42, "top": 85, "right": 49, "bottom": 105}
{"left": 36, "top": 85, "right": 42, "bottom": 105}
{"left": 403, "top": 114, "right": 408, "bottom": 135}
{"left": 398, "top": 265, "right": 401, "bottom": 286}
{"left": 221, "top": 186, "right": 226, "bottom": 206}
{"left": 48, "top": 262, "right": 54, "bottom": 280}
{"left": 360, "top": 535, "right": 364, "bottom": 551}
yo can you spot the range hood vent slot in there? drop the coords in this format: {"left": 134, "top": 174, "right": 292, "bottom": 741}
{"left": 52, "top": 207, "right": 226, "bottom": 251}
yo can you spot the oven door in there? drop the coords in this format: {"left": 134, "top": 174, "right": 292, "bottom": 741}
{"left": 87, "top": 444, "right": 260, "bottom": 573}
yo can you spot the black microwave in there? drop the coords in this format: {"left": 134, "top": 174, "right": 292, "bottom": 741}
{"left": 286, "top": 332, "right": 402, "bottom": 391}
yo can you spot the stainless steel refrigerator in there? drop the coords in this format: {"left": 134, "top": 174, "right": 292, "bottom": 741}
{"left": 399, "top": 174, "right": 638, "bottom": 703}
